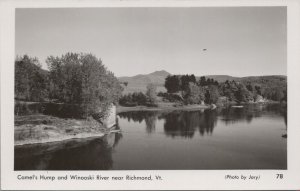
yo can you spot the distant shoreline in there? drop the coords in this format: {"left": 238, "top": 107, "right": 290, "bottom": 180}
{"left": 117, "top": 103, "right": 210, "bottom": 113}
{"left": 116, "top": 100, "right": 285, "bottom": 114}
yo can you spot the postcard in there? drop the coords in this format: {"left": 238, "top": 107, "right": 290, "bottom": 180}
{"left": 1, "top": 0, "right": 300, "bottom": 190}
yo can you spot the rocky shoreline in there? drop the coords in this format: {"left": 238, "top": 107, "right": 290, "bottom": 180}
{"left": 14, "top": 115, "right": 115, "bottom": 146}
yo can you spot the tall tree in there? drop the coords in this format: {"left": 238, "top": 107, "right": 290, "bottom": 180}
{"left": 199, "top": 76, "right": 207, "bottom": 86}
{"left": 235, "top": 83, "right": 251, "bottom": 103}
{"left": 205, "top": 85, "right": 220, "bottom": 104}
{"left": 46, "top": 53, "right": 123, "bottom": 118}
{"left": 165, "top": 75, "right": 181, "bottom": 93}
{"left": 180, "top": 74, "right": 196, "bottom": 92}
{"left": 184, "top": 82, "right": 205, "bottom": 104}
{"left": 255, "top": 85, "right": 262, "bottom": 95}
{"left": 146, "top": 83, "right": 157, "bottom": 104}
{"left": 15, "top": 55, "right": 48, "bottom": 101}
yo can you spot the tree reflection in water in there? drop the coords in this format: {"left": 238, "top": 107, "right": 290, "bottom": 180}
{"left": 119, "top": 111, "right": 159, "bottom": 134}
{"left": 218, "top": 104, "right": 287, "bottom": 126}
{"left": 118, "top": 111, "right": 159, "bottom": 124}
{"left": 15, "top": 104, "right": 287, "bottom": 170}
{"left": 119, "top": 110, "right": 218, "bottom": 138}
{"left": 145, "top": 114, "right": 157, "bottom": 134}
{"left": 218, "top": 107, "right": 256, "bottom": 125}
{"left": 118, "top": 104, "right": 287, "bottom": 138}
{"left": 163, "top": 110, "right": 217, "bottom": 138}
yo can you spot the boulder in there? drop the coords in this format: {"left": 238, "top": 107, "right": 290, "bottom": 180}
{"left": 102, "top": 104, "right": 117, "bottom": 128}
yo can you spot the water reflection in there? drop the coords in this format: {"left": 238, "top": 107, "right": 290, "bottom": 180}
{"left": 118, "top": 111, "right": 159, "bottom": 134}
{"left": 218, "top": 104, "right": 287, "bottom": 126}
{"left": 15, "top": 128, "right": 122, "bottom": 170}
{"left": 218, "top": 107, "right": 257, "bottom": 125}
{"left": 118, "top": 111, "right": 159, "bottom": 124}
{"left": 15, "top": 104, "right": 287, "bottom": 170}
{"left": 118, "top": 104, "right": 287, "bottom": 138}
{"left": 145, "top": 114, "right": 157, "bottom": 134}
{"left": 118, "top": 110, "right": 218, "bottom": 138}
{"left": 162, "top": 110, "right": 217, "bottom": 138}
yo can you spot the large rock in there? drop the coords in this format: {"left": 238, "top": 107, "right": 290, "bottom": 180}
{"left": 103, "top": 104, "right": 116, "bottom": 128}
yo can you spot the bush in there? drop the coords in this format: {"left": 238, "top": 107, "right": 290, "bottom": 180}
{"left": 160, "top": 93, "right": 183, "bottom": 103}
{"left": 157, "top": 92, "right": 165, "bottom": 97}
{"left": 15, "top": 102, "right": 85, "bottom": 119}
{"left": 119, "top": 92, "right": 148, "bottom": 107}
{"left": 119, "top": 91, "right": 159, "bottom": 107}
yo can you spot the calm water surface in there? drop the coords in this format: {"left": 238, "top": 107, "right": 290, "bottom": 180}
{"left": 15, "top": 104, "right": 287, "bottom": 170}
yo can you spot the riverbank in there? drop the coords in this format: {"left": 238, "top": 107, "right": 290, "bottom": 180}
{"left": 116, "top": 100, "right": 285, "bottom": 113}
{"left": 14, "top": 114, "right": 114, "bottom": 146}
{"left": 117, "top": 102, "right": 210, "bottom": 113}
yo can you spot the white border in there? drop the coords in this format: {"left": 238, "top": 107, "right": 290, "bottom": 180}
{"left": 1, "top": 0, "right": 300, "bottom": 190}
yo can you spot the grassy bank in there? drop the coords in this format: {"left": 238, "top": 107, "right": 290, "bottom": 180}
{"left": 14, "top": 114, "right": 115, "bottom": 146}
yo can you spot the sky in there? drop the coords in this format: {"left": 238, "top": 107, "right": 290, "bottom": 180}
{"left": 16, "top": 7, "right": 286, "bottom": 77}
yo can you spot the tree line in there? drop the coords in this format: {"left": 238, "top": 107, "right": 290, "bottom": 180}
{"left": 16, "top": 53, "right": 287, "bottom": 113}
{"left": 15, "top": 53, "right": 123, "bottom": 118}
{"left": 164, "top": 74, "right": 287, "bottom": 105}
{"left": 119, "top": 83, "right": 158, "bottom": 107}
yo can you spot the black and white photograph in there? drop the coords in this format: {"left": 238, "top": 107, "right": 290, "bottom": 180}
{"left": 1, "top": 0, "right": 300, "bottom": 190}
{"left": 14, "top": 6, "right": 287, "bottom": 170}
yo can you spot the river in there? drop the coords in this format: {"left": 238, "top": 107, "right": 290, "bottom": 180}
{"left": 15, "top": 104, "right": 287, "bottom": 170}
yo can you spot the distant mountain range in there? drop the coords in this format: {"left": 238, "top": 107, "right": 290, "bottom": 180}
{"left": 204, "top": 75, "right": 287, "bottom": 82}
{"left": 119, "top": 70, "right": 171, "bottom": 86}
{"left": 118, "top": 70, "right": 287, "bottom": 94}
{"left": 118, "top": 70, "right": 170, "bottom": 94}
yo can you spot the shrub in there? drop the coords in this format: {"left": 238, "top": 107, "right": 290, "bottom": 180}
{"left": 15, "top": 102, "right": 85, "bottom": 119}
{"left": 161, "top": 93, "right": 183, "bottom": 103}
{"left": 119, "top": 92, "right": 148, "bottom": 107}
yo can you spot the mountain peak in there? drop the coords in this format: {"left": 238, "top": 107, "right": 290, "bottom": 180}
{"left": 149, "top": 70, "right": 170, "bottom": 76}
